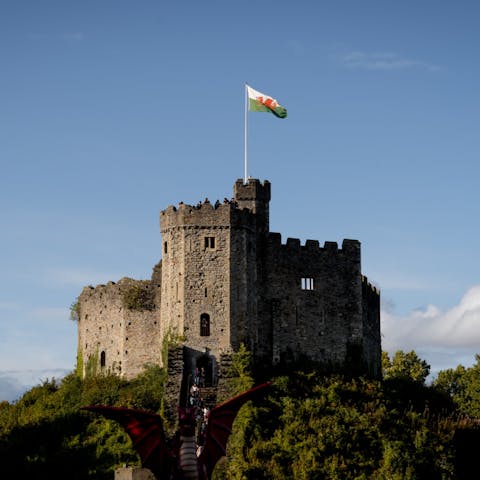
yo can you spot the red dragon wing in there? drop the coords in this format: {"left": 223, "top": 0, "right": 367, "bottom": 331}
{"left": 82, "top": 405, "right": 174, "bottom": 480}
{"left": 198, "top": 382, "right": 271, "bottom": 479}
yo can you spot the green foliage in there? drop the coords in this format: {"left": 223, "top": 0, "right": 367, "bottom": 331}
{"left": 216, "top": 373, "right": 457, "bottom": 480}
{"left": 85, "top": 350, "right": 99, "bottom": 378}
{"left": 161, "top": 328, "right": 186, "bottom": 367}
{"left": 226, "top": 343, "right": 255, "bottom": 396}
{"left": 122, "top": 282, "right": 155, "bottom": 311}
{"left": 70, "top": 299, "right": 80, "bottom": 321}
{"left": 383, "top": 350, "right": 430, "bottom": 384}
{"left": 76, "top": 350, "right": 83, "bottom": 378}
{"left": 434, "top": 354, "right": 480, "bottom": 418}
{"left": 2, "top": 350, "right": 479, "bottom": 479}
{"left": 0, "top": 365, "right": 166, "bottom": 479}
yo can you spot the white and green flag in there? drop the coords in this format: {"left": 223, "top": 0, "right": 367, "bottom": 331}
{"left": 246, "top": 85, "right": 287, "bottom": 119}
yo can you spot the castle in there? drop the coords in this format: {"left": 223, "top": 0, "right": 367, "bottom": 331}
{"left": 77, "top": 179, "right": 381, "bottom": 387}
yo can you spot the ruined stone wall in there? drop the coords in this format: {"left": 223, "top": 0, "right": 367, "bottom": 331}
{"left": 78, "top": 281, "right": 127, "bottom": 377}
{"left": 122, "top": 306, "right": 161, "bottom": 379}
{"left": 265, "top": 235, "right": 364, "bottom": 369}
{"left": 78, "top": 278, "right": 161, "bottom": 379}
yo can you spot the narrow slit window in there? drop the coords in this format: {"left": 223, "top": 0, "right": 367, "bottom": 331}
{"left": 301, "top": 277, "right": 314, "bottom": 290}
{"left": 100, "top": 350, "right": 106, "bottom": 368}
{"left": 164, "top": 241, "right": 168, "bottom": 254}
{"left": 200, "top": 313, "right": 210, "bottom": 336}
{"left": 204, "top": 236, "right": 215, "bottom": 249}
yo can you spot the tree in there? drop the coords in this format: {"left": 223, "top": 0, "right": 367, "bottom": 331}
{"left": 434, "top": 354, "right": 480, "bottom": 418}
{"left": 434, "top": 365, "right": 467, "bottom": 399}
{"left": 383, "top": 350, "right": 430, "bottom": 384}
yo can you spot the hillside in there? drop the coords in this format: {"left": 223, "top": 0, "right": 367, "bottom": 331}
{"left": 1, "top": 354, "right": 479, "bottom": 479}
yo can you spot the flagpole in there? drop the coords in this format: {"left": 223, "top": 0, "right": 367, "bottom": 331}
{"left": 244, "top": 83, "right": 248, "bottom": 184}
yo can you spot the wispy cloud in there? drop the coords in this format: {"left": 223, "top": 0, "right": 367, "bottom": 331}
{"left": 370, "top": 272, "right": 431, "bottom": 291}
{"left": 60, "top": 32, "right": 85, "bottom": 42}
{"left": 26, "top": 32, "right": 85, "bottom": 42}
{"left": 0, "top": 301, "right": 21, "bottom": 311}
{"left": 286, "top": 39, "right": 306, "bottom": 57}
{"left": 32, "top": 267, "right": 123, "bottom": 288}
{"left": 0, "top": 368, "right": 70, "bottom": 402}
{"left": 339, "top": 51, "right": 442, "bottom": 72}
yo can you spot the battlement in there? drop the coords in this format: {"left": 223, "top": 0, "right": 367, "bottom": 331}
{"left": 80, "top": 277, "right": 137, "bottom": 298}
{"left": 268, "top": 233, "right": 360, "bottom": 258}
{"left": 234, "top": 178, "right": 271, "bottom": 203}
{"left": 160, "top": 198, "right": 260, "bottom": 231}
{"left": 79, "top": 277, "right": 159, "bottom": 312}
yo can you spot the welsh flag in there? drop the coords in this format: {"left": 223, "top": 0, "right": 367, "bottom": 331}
{"left": 247, "top": 85, "right": 287, "bottom": 119}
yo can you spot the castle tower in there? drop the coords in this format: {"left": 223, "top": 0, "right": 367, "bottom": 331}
{"left": 233, "top": 179, "right": 271, "bottom": 235}
{"left": 159, "top": 180, "right": 270, "bottom": 383}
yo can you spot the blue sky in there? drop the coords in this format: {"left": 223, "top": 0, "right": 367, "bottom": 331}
{"left": 1, "top": 1, "right": 480, "bottom": 401}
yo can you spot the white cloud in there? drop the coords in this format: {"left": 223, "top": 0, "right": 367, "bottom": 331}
{"left": 340, "top": 51, "right": 441, "bottom": 72}
{"left": 381, "top": 285, "right": 480, "bottom": 372}
{"left": 382, "top": 285, "right": 480, "bottom": 350}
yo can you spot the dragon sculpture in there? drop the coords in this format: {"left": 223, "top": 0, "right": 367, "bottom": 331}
{"left": 83, "top": 382, "right": 270, "bottom": 480}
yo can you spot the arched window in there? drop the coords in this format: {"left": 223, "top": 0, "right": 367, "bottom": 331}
{"left": 100, "top": 350, "right": 106, "bottom": 368}
{"left": 200, "top": 313, "right": 210, "bottom": 336}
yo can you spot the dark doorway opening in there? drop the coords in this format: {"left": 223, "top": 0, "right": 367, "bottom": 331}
{"left": 196, "top": 355, "right": 213, "bottom": 387}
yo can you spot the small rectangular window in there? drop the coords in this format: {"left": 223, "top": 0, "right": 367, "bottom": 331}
{"left": 204, "top": 237, "right": 215, "bottom": 249}
{"left": 301, "top": 277, "right": 314, "bottom": 290}
{"left": 164, "top": 241, "right": 168, "bottom": 254}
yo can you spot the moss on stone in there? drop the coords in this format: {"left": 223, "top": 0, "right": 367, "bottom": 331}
{"left": 122, "top": 282, "right": 155, "bottom": 311}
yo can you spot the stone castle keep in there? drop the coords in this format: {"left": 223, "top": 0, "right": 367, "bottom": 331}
{"left": 77, "top": 179, "right": 381, "bottom": 387}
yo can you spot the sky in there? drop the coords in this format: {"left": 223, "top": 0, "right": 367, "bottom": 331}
{"left": 1, "top": 0, "right": 480, "bottom": 402}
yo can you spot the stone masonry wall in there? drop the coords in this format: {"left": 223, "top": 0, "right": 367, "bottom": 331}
{"left": 160, "top": 200, "right": 259, "bottom": 382}
{"left": 78, "top": 278, "right": 161, "bottom": 379}
{"left": 265, "top": 235, "right": 363, "bottom": 369}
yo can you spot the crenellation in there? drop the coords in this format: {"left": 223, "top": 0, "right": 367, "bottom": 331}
{"left": 305, "top": 239, "right": 320, "bottom": 250}
{"left": 323, "top": 241, "right": 338, "bottom": 251}
{"left": 78, "top": 178, "right": 381, "bottom": 383}
{"left": 286, "top": 237, "right": 301, "bottom": 249}
{"left": 268, "top": 232, "right": 282, "bottom": 246}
